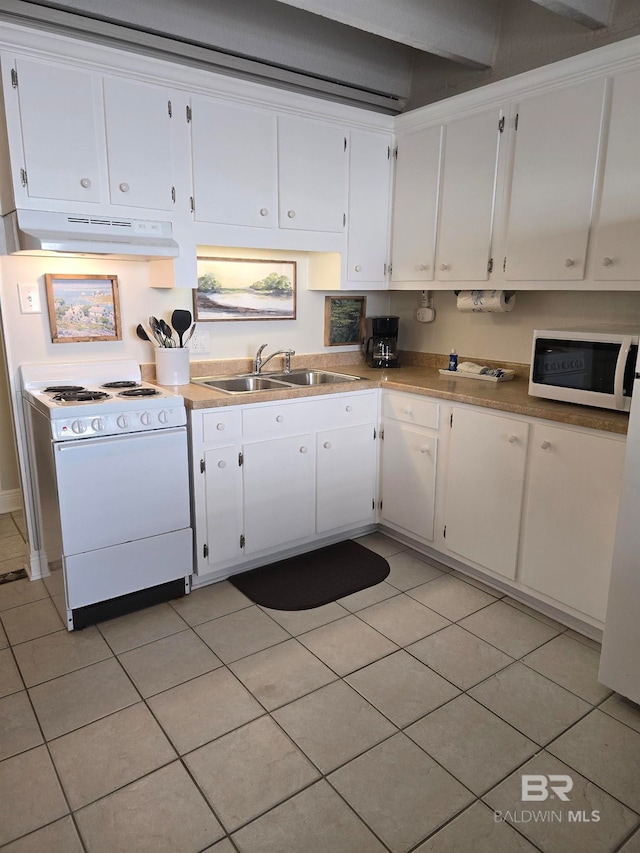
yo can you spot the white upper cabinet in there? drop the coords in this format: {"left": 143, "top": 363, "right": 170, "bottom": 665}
{"left": 504, "top": 78, "right": 606, "bottom": 281}
{"left": 345, "top": 130, "right": 392, "bottom": 287}
{"left": 390, "top": 125, "right": 442, "bottom": 285}
{"left": 190, "top": 97, "right": 278, "bottom": 227}
{"left": 9, "top": 57, "right": 103, "bottom": 204}
{"left": 435, "top": 108, "right": 503, "bottom": 282}
{"left": 591, "top": 68, "right": 640, "bottom": 281}
{"left": 103, "top": 77, "right": 174, "bottom": 211}
{"left": 277, "top": 115, "right": 347, "bottom": 232}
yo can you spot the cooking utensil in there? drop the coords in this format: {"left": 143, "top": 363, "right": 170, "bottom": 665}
{"left": 149, "top": 316, "right": 167, "bottom": 347}
{"left": 159, "top": 318, "right": 175, "bottom": 347}
{"left": 136, "top": 324, "right": 156, "bottom": 345}
{"left": 183, "top": 323, "right": 196, "bottom": 347}
{"left": 171, "top": 309, "right": 192, "bottom": 348}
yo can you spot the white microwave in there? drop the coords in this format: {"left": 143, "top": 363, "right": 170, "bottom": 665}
{"left": 529, "top": 327, "right": 639, "bottom": 412}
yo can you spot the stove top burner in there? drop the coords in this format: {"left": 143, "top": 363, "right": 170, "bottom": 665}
{"left": 44, "top": 385, "right": 87, "bottom": 394}
{"left": 101, "top": 381, "right": 141, "bottom": 389}
{"left": 52, "top": 391, "right": 111, "bottom": 403}
{"left": 117, "top": 388, "right": 161, "bottom": 398}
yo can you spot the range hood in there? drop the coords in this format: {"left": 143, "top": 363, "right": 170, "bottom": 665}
{"left": 1, "top": 209, "right": 180, "bottom": 258}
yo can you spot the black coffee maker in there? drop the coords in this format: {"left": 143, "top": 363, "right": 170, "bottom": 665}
{"left": 365, "top": 316, "right": 401, "bottom": 368}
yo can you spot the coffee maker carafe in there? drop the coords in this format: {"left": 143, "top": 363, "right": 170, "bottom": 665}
{"left": 365, "top": 316, "right": 400, "bottom": 368}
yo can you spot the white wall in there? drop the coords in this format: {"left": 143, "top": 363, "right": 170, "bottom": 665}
{"left": 391, "top": 289, "right": 640, "bottom": 363}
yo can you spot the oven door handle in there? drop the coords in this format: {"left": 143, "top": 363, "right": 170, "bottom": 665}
{"left": 55, "top": 426, "right": 186, "bottom": 450}
{"left": 614, "top": 336, "right": 632, "bottom": 411}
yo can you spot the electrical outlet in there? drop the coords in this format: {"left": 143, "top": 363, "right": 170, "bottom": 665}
{"left": 189, "top": 328, "right": 210, "bottom": 354}
{"left": 18, "top": 283, "right": 41, "bottom": 314}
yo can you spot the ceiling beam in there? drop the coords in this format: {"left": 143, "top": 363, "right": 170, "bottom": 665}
{"left": 530, "top": 0, "right": 613, "bottom": 28}
{"left": 271, "top": 0, "right": 502, "bottom": 67}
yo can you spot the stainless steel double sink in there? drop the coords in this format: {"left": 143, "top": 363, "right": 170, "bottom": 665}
{"left": 192, "top": 369, "right": 361, "bottom": 394}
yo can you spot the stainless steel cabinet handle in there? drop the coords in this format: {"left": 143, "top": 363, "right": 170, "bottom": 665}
{"left": 287, "top": 210, "right": 296, "bottom": 219}
{"left": 119, "top": 182, "right": 130, "bottom": 193}
{"left": 260, "top": 208, "right": 269, "bottom": 217}
{"left": 299, "top": 446, "right": 308, "bottom": 454}
{"left": 216, "top": 423, "right": 225, "bottom": 431}
{"left": 323, "top": 441, "right": 332, "bottom": 449}
{"left": 80, "top": 177, "right": 91, "bottom": 188}
{"left": 355, "top": 265, "right": 362, "bottom": 272}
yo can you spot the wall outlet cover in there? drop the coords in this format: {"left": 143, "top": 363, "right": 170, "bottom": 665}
{"left": 189, "top": 329, "right": 210, "bottom": 354}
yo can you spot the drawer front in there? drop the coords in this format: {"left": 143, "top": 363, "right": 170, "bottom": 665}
{"left": 315, "top": 391, "right": 378, "bottom": 428}
{"left": 202, "top": 409, "right": 242, "bottom": 444}
{"left": 242, "top": 400, "right": 317, "bottom": 439}
{"left": 383, "top": 392, "right": 439, "bottom": 429}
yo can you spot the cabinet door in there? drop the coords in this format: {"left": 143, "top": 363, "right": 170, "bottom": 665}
{"left": 345, "top": 131, "right": 391, "bottom": 286}
{"left": 13, "top": 57, "right": 103, "bottom": 203}
{"left": 391, "top": 126, "right": 442, "bottom": 284}
{"left": 380, "top": 421, "right": 437, "bottom": 542}
{"left": 591, "top": 69, "right": 640, "bottom": 281}
{"left": 191, "top": 98, "right": 277, "bottom": 227}
{"left": 103, "top": 77, "right": 174, "bottom": 210}
{"left": 242, "top": 434, "right": 315, "bottom": 554}
{"left": 278, "top": 115, "right": 346, "bottom": 232}
{"left": 504, "top": 78, "right": 606, "bottom": 281}
{"left": 316, "top": 423, "right": 376, "bottom": 533}
{"left": 520, "top": 424, "right": 624, "bottom": 621}
{"left": 445, "top": 408, "right": 528, "bottom": 579}
{"left": 436, "top": 109, "right": 503, "bottom": 282}
{"left": 201, "top": 445, "right": 243, "bottom": 570}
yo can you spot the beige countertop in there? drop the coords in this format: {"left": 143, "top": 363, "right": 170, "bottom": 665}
{"left": 151, "top": 357, "right": 628, "bottom": 436}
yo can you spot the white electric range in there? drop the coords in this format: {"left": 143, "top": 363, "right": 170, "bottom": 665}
{"left": 21, "top": 359, "right": 193, "bottom": 630}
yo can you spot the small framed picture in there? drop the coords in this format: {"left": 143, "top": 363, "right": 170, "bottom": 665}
{"left": 45, "top": 274, "right": 122, "bottom": 343}
{"left": 324, "top": 295, "right": 367, "bottom": 347}
{"left": 195, "top": 257, "right": 296, "bottom": 321}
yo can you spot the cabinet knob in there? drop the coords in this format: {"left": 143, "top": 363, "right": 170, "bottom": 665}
{"left": 354, "top": 265, "right": 362, "bottom": 273}
{"left": 323, "top": 441, "right": 332, "bottom": 450}
{"left": 508, "top": 434, "right": 518, "bottom": 444}
{"left": 299, "top": 445, "right": 308, "bottom": 454}
{"left": 287, "top": 210, "right": 296, "bottom": 219}
{"left": 602, "top": 257, "right": 614, "bottom": 267}
{"left": 564, "top": 258, "right": 575, "bottom": 267}
{"left": 418, "top": 264, "right": 428, "bottom": 272}
{"left": 276, "top": 415, "right": 284, "bottom": 422}
{"left": 216, "top": 423, "right": 226, "bottom": 431}
{"left": 440, "top": 263, "right": 450, "bottom": 271}
{"left": 541, "top": 440, "right": 551, "bottom": 450}
{"left": 118, "top": 182, "right": 130, "bottom": 193}
{"left": 420, "top": 446, "right": 430, "bottom": 454}
{"left": 217, "top": 460, "right": 226, "bottom": 469}
{"left": 259, "top": 208, "right": 269, "bottom": 217}
{"left": 80, "top": 177, "right": 92, "bottom": 188}
{"left": 345, "top": 405, "right": 353, "bottom": 412}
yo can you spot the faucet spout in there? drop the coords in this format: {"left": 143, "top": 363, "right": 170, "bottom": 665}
{"left": 253, "top": 345, "right": 295, "bottom": 374}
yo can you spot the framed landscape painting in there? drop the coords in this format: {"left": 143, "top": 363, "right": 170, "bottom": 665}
{"left": 195, "top": 257, "right": 297, "bottom": 321}
{"left": 324, "top": 295, "right": 366, "bottom": 346}
{"left": 45, "top": 274, "right": 121, "bottom": 343}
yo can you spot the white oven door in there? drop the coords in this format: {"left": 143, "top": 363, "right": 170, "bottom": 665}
{"left": 54, "top": 427, "right": 190, "bottom": 556}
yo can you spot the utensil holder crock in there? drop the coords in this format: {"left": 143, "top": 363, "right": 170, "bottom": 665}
{"left": 155, "top": 348, "right": 190, "bottom": 386}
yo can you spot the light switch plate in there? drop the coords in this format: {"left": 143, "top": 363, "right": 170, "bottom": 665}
{"left": 189, "top": 329, "right": 210, "bottom": 354}
{"left": 18, "top": 283, "right": 41, "bottom": 314}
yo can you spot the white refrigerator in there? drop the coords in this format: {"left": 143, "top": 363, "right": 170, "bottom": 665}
{"left": 599, "top": 371, "right": 640, "bottom": 704}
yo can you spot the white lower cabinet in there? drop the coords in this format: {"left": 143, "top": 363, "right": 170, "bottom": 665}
{"left": 316, "top": 423, "right": 376, "bottom": 533}
{"left": 519, "top": 423, "right": 625, "bottom": 621}
{"left": 202, "top": 444, "right": 243, "bottom": 566}
{"left": 444, "top": 407, "right": 529, "bottom": 580}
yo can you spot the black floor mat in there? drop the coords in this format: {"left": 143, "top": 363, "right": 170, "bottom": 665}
{"left": 229, "top": 539, "right": 390, "bottom": 610}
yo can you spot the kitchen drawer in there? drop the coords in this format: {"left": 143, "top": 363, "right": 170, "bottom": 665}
{"left": 383, "top": 392, "right": 439, "bottom": 429}
{"left": 242, "top": 399, "right": 317, "bottom": 439}
{"left": 201, "top": 409, "right": 242, "bottom": 444}
{"left": 314, "top": 391, "right": 378, "bottom": 428}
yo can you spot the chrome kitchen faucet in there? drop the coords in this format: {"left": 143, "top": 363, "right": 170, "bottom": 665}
{"left": 253, "top": 344, "right": 296, "bottom": 374}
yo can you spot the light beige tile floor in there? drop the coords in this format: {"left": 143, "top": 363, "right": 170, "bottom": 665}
{"left": 0, "top": 528, "right": 639, "bottom": 852}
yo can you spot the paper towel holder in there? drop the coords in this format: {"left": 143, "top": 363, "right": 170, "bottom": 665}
{"left": 454, "top": 290, "right": 515, "bottom": 302}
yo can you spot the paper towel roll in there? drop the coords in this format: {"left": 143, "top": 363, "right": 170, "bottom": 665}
{"left": 456, "top": 290, "right": 515, "bottom": 313}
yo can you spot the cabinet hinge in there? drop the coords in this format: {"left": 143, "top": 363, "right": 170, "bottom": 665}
{"left": 388, "top": 263, "right": 393, "bottom": 275}
{"left": 19, "top": 168, "right": 27, "bottom": 187}
{"left": 498, "top": 116, "right": 505, "bottom": 133}
{"left": 514, "top": 113, "right": 519, "bottom": 131}
{"left": 186, "top": 104, "right": 192, "bottom": 123}
{"left": 203, "top": 543, "right": 209, "bottom": 558}
{"left": 171, "top": 186, "right": 176, "bottom": 204}
{"left": 238, "top": 452, "right": 243, "bottom": 466}
{"left": 373, "top": 427, "right": 377, "bottom": 440}
{"left": 487, "top": 257, "right": 493, "bottom": 274}
{"left": 503, "top": 257, "right": 507, "bottom": 272}
{"left": 190, "top": 196, "right": 195, "bottom": 214}
{"left": 393, "top": 147, "right": 398, "bottom": 159}
{"left": 240, "top": 534, "right": 245, "bottom": 549}
{"left": 450, "top": 412, "right": 453, "bottom": 428}
{"left": 10, "top": 68, "right": 18, "bottom": 88}
{"left": 380, "top": 427, "right": 384, "bottom": 440}
{"left": 167, "top": 100, "right": 172, "bottom": 118}
{"left": 387, "top": 145, "right": 391, "bottom": 159}
{"left": 383, "top": 263, "right": 387, "bottom": 276}
{"left": 372, "top": 498, "right": 375, "bottom": 510}
{"left": 200, "top": 458, "right": 205, "bottom": 473}
{"left": 344, "top": 136, "right": 347, "bottom": 152}
{"left": 379, "top": 499, "right": 383, "bottom": 510}
{"left": 343, "top": 212, "right": 346, "bottom": 228}
{"left": 443, "top": 525, "right": 447, "bottom": 539}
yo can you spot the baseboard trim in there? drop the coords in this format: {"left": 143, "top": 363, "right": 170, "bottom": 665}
{"left": 0, "top": 489, "right": 21, "bottom": 514}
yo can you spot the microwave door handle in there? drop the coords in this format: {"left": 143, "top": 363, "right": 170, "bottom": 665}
{"left": 614, "top": 336, "right": 632, "bottom": 410}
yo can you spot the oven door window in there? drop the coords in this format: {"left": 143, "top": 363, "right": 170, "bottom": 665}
{"left": 532, "top": 339, "right": 638, "bottom": 397}
{"left": 54, "top": 427, "right": 190, "bottom": 556}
